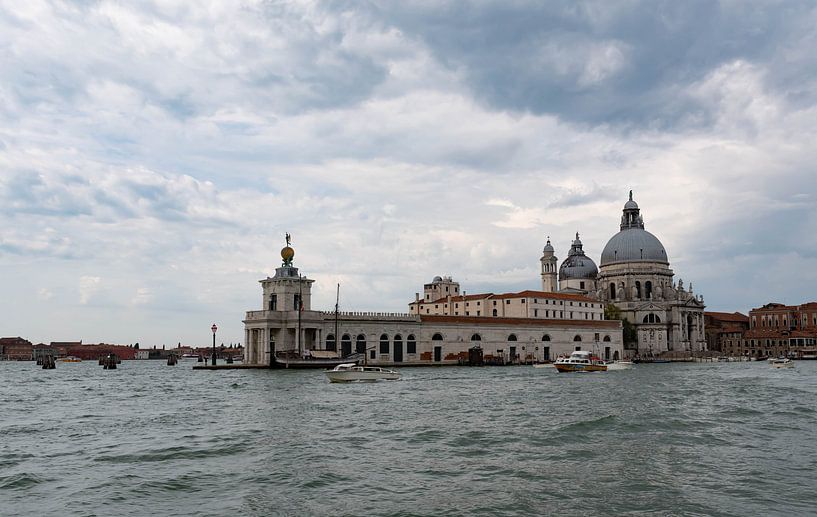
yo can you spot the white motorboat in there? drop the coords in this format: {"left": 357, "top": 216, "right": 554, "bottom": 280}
{"left": 605, "top": 360, "right": 634, "bottom": 371}
{"left": 325, "top": 363, "right": 401, "bottom": 383}
{"left": 770, "top": 358, "right": 794, "bottom": 369}
{"left": 554, "top": 351, "right": 607, "bottom": 373}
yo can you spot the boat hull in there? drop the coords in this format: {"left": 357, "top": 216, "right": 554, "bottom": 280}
{"left": 271, "top": 352, "right": 362, "bottom": 369}
{"left": 325, "top": 371, "right": 401, "bottom": 383}
{"left": 554, "top": 363, "right": 607, "bottom": 373}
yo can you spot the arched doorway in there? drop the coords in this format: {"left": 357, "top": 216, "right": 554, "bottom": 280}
{"left": 341, "top": 334, "right": 352, "bottom": 357}
{"left": 432, "top": 333, "right": 443, "bottom": 362}
{"left": 355, "top": 334, "right": 366, "bottom": 354}
{"left": 393, "top": 334, "right": 403, "bottom": 363}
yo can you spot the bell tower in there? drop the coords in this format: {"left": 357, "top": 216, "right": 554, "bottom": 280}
{"left": 540, "top": 237, "right": 558, "bottom": 292}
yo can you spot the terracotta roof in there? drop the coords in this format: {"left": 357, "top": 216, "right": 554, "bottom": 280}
{"left": 492, "top": 290, "right": 597, "bottom": 302}
{"left": 419, "top": 315, "right": 620, "bottom": 328}
{"left": 414, "top": 290, "right": 598, "bottom": 305}
{"left": 705, "top": 311, "right": 749, "bottom": 323}
{"left": 411, "top": 293, "right": 492, "bottom": 305}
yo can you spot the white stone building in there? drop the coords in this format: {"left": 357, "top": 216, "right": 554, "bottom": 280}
{"left": 243, "top": 243, "right": 624, "bottom": 366}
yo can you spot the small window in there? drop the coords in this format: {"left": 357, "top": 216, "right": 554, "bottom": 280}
{"left": 506, "top": 300, "right": 510, "bottom": 304}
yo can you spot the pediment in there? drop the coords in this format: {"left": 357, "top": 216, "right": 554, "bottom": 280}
{"left": 633, "top": 302, "right": 666, "bottom": 312}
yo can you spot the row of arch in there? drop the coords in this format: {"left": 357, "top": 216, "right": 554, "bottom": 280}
{"left": 327, "top": 332, "right": 614, "bottom": 354}
{"left": 609, "top": 280, "right": 656, "bottom": 300}
{"left": 431, "top": 333, "right": 612, "bottom": 343}
{"left": 325, "top": 333, "right": 418, "bottom": 355}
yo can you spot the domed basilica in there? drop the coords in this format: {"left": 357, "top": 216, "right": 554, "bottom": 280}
{"left": 540, "top": 192, "right": 706, "bottom": 355}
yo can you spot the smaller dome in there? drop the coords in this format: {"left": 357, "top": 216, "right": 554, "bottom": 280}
{"left": 559, "top": 255, "right": 598, "bottom": 280}
{"left": 559, "top": 232, "right": 598, "bottom": 280}
{"left": 433, "top": 275, "right": 443, "bottom": 282}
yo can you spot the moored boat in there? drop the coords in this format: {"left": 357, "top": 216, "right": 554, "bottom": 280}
{"left": 554, "top": 351, "right": 607, "bottom": 373}
{"left": 272, "top": 351, "right": 362, "bottom": 369}
{"left": 604, "top": 360, "right": 634, "bottom": 371}
{"left": 324, "top": 363, "right": 401, "bottom": 383}
{"left": 58, "top": 356, "right": 82, "bottom": 363}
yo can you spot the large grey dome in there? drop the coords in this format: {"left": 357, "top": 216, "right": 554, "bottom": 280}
{"left": 559, "top": 233, "right": 598, "bottom": 279}
{"left": 600, "top": 228, "right": 668, "bottom": 266}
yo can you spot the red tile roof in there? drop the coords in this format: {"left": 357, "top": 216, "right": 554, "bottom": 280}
{"left": 412, "top": 290, "right": 598, "bottom": 305}
{"left": 705, "top": 311, "right": 749, "bottom": 323}
{"left": 419, "top": 315, "right": 620, "bottom": 328}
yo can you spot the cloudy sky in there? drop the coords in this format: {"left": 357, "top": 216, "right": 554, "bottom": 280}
{"left": 2, "top": 1, "right": 816, "bottom": 347}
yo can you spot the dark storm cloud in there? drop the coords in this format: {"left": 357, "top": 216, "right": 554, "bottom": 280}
{"left": 355, "top": 0, "right": 817, "bottom": 128}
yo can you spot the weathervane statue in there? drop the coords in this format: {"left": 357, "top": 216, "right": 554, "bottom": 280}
{"left": 281, "top": 232, "right": 295, "bottom": 267}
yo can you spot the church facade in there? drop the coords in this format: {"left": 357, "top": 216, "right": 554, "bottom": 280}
{"left": 540, "top": 192, "right": 707, "bottom": 355}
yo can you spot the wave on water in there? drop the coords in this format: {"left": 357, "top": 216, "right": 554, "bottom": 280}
{"left": 95, "top": 444, "right": 247, "bottom": 464}
{"left": 0, "top": 472, "right": 48, "bottom": 490}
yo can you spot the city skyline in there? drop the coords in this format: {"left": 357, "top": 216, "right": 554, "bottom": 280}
{"left": 2, "top": 2, "right": 816, "bottom": 346}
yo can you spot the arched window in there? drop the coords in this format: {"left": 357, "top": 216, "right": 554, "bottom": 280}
{"left": 542, "top": 334, "right": 551, "bottom": 341}
{"left": 432, "top": 333, "right": 444, "bottom": 341}
{"left": 645, "top": 281, "right": 653, "bottom": 299}
{"left": 470, "top": 334, "right": 481, "bottom": 341}
{"left": 379, "top": 334, "right": 389, "bottom": 354}
{"left": 603, "top": 335, "right": 611, "bottom": 342}
{"left": 325, "top": 333, "right": 336, "bottom": 351}
{"left": 492, "top": 309, "right": 498, "bottom": 317}
{"left": 573, "top": 335, "right": 582, "bottom": 342}
{"left": 341, "top": 334, "right": 352, "bottom": 356}
{"left": 635, "top": 281, "right": 642, "bottom": 299}
{"left": 407, "top": 334, "right": 416, "bottom": 354}
{"left": 355, "top": 334, "right": 366, "bottom": 354}
{"left": 508, "top": 334, "right": 517, "bottom": 342}
{"left": 642, "top": 313, "right": 662, "bottom": 324}
{"left": 609, "top": 282, "right": 616, "bottom": 300}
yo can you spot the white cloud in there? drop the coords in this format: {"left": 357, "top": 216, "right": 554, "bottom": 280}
{"left": 1, "top": 1, "right": 816, "bottom": 345}
{"left": 78, "top": 276, "right": 101, "bottom": 305}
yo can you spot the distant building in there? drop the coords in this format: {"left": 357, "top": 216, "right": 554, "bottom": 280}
{"left": 32, "top": 343, "right": 57, "bottom": 361}
{"left": 60, "top": 343, "right": 137, "bottom": 360}
{"left": 741, "top": 302, "right": 817, "bottom": 358}
{"left": 1, "top": 337, "right": 33, "bottom": 360}
{"left": 50, "top": 341, "right": 82, "bottom": 357}
{"left": 704, "top": 312, "right": 749, "bottom": 354}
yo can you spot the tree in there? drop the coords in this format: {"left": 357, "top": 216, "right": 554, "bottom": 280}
{"left": 605, "top": 304, "right": 637, "bottom": 347}
{"left": 604, "top": 303, "right": 621, "bottom": 320}
{"left": 622, "top": 318, "right": 638, "bottom": 347}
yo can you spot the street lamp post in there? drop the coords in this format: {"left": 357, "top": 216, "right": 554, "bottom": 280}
{"left": 211, "top": 323, "right": 218, "bottom": 366}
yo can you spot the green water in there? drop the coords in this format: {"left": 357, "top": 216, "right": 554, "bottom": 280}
{"left": 2, "top": 360, "right": 816, "bottom": 516}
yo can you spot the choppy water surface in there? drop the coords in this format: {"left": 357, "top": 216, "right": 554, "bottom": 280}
{"left": 2, "top": 360, "right": 817, "bottom": 516}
